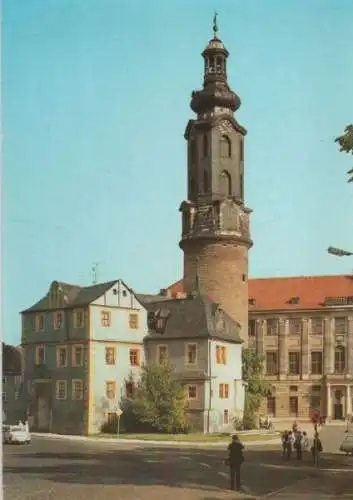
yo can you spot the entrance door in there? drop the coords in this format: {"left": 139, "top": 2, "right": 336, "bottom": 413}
{"left": 37, "top": 397, "right": 50, "bottom": 431}
{"left": 334, "top": 403, "right": 343, "bottom": 420}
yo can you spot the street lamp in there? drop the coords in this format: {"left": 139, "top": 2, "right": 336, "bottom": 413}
{"left": 327, "top": 246, "right": 353, "bottom": 257}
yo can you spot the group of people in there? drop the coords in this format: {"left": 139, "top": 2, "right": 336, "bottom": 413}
{"left": 281, "top": 421, "right": 323, "bottom": 465}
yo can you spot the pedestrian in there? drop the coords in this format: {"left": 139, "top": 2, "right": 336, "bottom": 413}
{"left": 226, "top": 434, "right": 244, "bottom": 491}
{"left": 292, "top": 421, "right": 298, "bottom": 434}
{"left": 294, "top": 431, "right": 303, "bottom": 460}
{"left": 285, "top": 431, "right": 293, "bottom": 459}
{"left": 281, "top": 430, "right": 288, "bottom": 457}
{"left": 302, "top": 431, "right": 310, "bottom": 453}
{"left": 311, "top": 432, "right": 323, "bottom": 466}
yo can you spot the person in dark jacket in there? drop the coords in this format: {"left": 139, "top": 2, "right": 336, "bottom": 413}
{"left": 226, "top": 434, "right": 244, "bottom": 491}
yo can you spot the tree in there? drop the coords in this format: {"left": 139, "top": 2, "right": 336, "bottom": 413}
{"left": 121, "top": 361, "right": 188, "bottom": 433}
{"left": 242, "top": 348, "right": 271, "bottom": 429}
{"left": 335, "top": 125, "right": 353, "bottom": 183}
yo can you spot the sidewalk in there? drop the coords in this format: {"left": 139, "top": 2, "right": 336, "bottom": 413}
{"left": 31, "top": 432, "right": 281, "bottom": 447}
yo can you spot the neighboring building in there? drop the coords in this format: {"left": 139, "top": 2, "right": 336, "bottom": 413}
{"left": 2, "top": 343, "right": 25, "bottom": 423}
{"left": 179, "top": 17, "right": 253, "bottom": 341}
{"left": 166, "top": 274, "right": 353, "bottom": 421}
{"left": 21, "top": 279, "right": 147, "bottom": 435}
{"left": 139, "top": 291, "right": 244, "bottom": 433}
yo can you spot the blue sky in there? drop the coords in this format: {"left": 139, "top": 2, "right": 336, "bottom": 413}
{"left": 3, "top": 0, "right": 353, "bottom": 344}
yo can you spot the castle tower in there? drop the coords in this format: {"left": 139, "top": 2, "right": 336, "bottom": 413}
{"left": 179, "top": 16, "right": 253, "bottom": 342}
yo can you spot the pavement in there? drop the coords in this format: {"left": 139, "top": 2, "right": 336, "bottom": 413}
{"left": 3, "top": 425, "right": 353, "bottom": 499}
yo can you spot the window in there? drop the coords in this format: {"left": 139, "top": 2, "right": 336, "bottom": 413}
{"left": 266, "top": 319, "right": 278, "bottom": 336}
{"left": 248, "top": 320, "right": 256, "bottom": 337}
{"left": 220, "top": 135, "right": 231, "bottom": 157}
{"left": 203, "top": 133, "right": 208, "bottom": 157}
{"left": 125, "top": 381, "right": 135, "bottom": 398}
{"left": 267, "top": 396, "right": 276, "bottom": 417}
{"left": 310, "top": 385, "right": 321, "bottom": 410}
{"left": 289, "top": 318, "right": 301, "bottom": 335}
{"left": 311, "top": 317, "right": 323, "bottom": 335}
{"left": 72, "top": 379, "right": 83, "bottom": 400}
{"left": 72, "top": 345, "right": 83, "bottom": 367}
{"left": 334, "top": 317, "right": 346, "bottom": 334}
{"left": 289, "top": 396, "right": 298, "bottom": 417}
{"left": 2, "top": 392, "right": 7, "bottom": 402}
{"left": 74, "top": 310, "right": 84, "bottom": 328}
{"left": 203, "top": 169, "right": 209, "bottom": 192}
{"left": 190, "top": 139, "right": 197, "bottom": 164}
{"left": 105, "top": 381, "right": 116, "bottom": 400}
{"left": 311, "top": 351, "right": 323, "bottom": 375}
{"left": 240, "top": 139, "right": 244, "bottom": 162}
{"left": 219, "top": 383, "right": 229, "bottom": 399}
{"left": 15, "top": 390, "right": 21, "bottom": 400}
{"left": 312, "top": 385, "right": 321, "bottom": 393}
{"left": 56, "top": 380, "right": 67, "bottom": 400}
{"left": 157, "top": 345, "right": 168, "bottom": 364}
{"left": 187, "top": 385, "right": 197, "bottom": 400}
{"left": 223, "top": 409, "right": 229, "bottom": 425}
{"left": 14, "top": 375, "right": 22, "bottom": 385}
{"left": 289, "top": 385, "right": 298, "bottom": 392}
{"left": 186, "top": 343, "right": 197, "bottom": 365}
{"left": 35, "top": 346, "right": 45, "bottom": 366}
{"left": 216, "top": 345, "right": 227, "bottom": 365}
{"left": 56, "top": 346, "right": 68, "bottom": 367}
{"left": 219, "top": 170, "right": 232, "bottom": 196}
{"left": 2, "top": 376, "right": 7, "bottom": 385}
{"left": 288, "top": 352, "right": 300, "bottom": 375}
{"left": 129, "top": 348, "right": 140, "bottom": 367}
{"left": 105, "top": 347, "right": 116, "bottom": 365}
{"left": 129, "top": 313, "right": 139, "bottom": 329}
{"left": 35, "top": 314, "right": 44, "bottom": 331}
{"left": 101, "top": 311, "right": 111, "bottom": 327}
{"left": 335, "top": 346, "right": 346, "bottom": 374}
{"left": 54, "top": 311, "right": 63, "bottom": 329}
{"left": 266, "top": 352, "right": 278, "bottom": 375}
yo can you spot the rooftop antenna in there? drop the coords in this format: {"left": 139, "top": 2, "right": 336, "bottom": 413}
{"left": 91, "top": 263, "right": 99, "bottom": 285}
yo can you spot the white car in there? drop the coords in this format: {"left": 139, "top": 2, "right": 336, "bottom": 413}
{"left": 339, "top": 434, "right": 353, "bottom": 455}
{"left": 3, "top": 425, "right": 31, "bottom": 444}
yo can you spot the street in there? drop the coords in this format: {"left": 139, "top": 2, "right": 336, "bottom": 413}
{"left": 3, "top": 426, "right": 353, "bottom": 499}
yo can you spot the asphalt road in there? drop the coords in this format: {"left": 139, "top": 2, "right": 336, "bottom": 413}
{"left": 3, "top": 426, "right": 353, "bottom": 500}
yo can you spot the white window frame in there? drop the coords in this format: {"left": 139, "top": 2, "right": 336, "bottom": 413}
{"left": 129, "top": 348, "right": 141, "bottom": 367}
{"left": 72, "top": 344, "right": 84, "bottom": 367}
{"left": 185, "top": 343, "right": 198, "bottom": 366}
{"left": 56, "top": 380, "right": 67, "bottom": 400}
{"left": 74, "top": 309, "right": 85, "bottom": 329}
{"left": 105, "top": 380, "right": 116, "bottom": 400}
{"left": 101, "top": 310, "right": 111, "bottom": 327}
{"left": 72, "top": 379, "right": 83, "bottom": 400}
{"left": 157, "top": 344, "right": 168, "bottom": 364}
{"left": 129, "top": 313, "right": 139, "bottom": 329}
{"left": 56, "top": 345, "right": 68, "bottom": 368}
{"left": 53, "top": 311, "right": 64, "bottom": 330}
{"left": 35, "top": 345, "right": 46, "bottom": 365}
{"left": 35, "top": 313, "right": 45, "bottom": 331}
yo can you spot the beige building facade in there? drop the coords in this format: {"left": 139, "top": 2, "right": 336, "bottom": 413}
{"left": 167, "top": 274, "right": 353, "bottom": 421}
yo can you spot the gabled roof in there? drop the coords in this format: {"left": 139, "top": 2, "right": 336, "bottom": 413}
{"left": 166, "top": 275, "right": 353, "bottom": 312}
{"left": 21, "top": 280, "right": 118, "bottom": 313}
{"left": 140, "top": 293, "right": 242, "bottom": 344}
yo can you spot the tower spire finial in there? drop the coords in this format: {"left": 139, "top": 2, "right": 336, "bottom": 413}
{"left": 212, "top": 11, "right": 218, "bottom": 38}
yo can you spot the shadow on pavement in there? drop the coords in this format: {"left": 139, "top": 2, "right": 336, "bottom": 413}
{"left": 3, "top": 446, "right": 351, "bottom": 497}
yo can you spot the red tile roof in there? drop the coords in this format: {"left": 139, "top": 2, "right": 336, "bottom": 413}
{"left": 166, "top": 275, "right": 353, "bottom": 311}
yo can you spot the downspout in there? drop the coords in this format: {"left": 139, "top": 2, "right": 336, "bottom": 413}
{"left": 207, "top": 338, "right": 212, "bottom": 433}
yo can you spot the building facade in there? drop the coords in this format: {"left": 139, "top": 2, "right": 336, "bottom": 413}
{"left": 179, "top": 19, "right": 253, "bottom": 341}
{"left": 2, "top": 343, "right": 25, "bottom": 423}
{"left": 166, "top": 274, "right": 353, "bottom": 421}
{"left": 140, "top": 292, "right": 244, "bottom": 432}
{"left": 21, "top": 279, "right": 147, "bottom": 435}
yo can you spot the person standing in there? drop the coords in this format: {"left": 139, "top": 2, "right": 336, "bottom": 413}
{"left": 226, "top": 434, "right": 245, "bottom": 491}
{"left": 302, "top": 431, "right": 310, "bottom": 454}
{"left": 294, "top": 431, "right": 303, "bottom": 460}
{"left": 311, "top": 432, "right": 323, "bottom": 466}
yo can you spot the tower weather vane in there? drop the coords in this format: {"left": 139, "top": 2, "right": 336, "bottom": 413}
{"left": 213, "top": 11, "right": 218, "bottom": 37}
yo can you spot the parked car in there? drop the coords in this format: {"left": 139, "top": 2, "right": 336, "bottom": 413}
{"left": 3, "top": 424, "right": 31, "bottom": 444}
{"left": 339, "top": 434, "right": 353, "bottom": 455}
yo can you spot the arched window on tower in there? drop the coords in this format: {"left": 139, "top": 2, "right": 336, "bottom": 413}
{"left": 190, "top": 139, "right": 197, "bottom": 164}
{"left": 203, "top": 134, "right": 208, "bottom": 158}
{"left": 203, "top": 170, "right": 209, "bottom": 193}
{"left": 219, "top": 170, "right": 232, "bottom": 197}
{"left": 220, "top": 135, "right": 231, "bottom": 158}
{"left": 240, "top": 139, "right": 244, "bottom": 162}
{"left": 189, "top": 175, "right": 196, "bottom": 199}
{"left": 334, "top": 346, "right": 346, "bottom": 374}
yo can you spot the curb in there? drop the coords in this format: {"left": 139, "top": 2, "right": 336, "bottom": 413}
{"left": 31, "top": 433, "right": 281, "bottom": 447}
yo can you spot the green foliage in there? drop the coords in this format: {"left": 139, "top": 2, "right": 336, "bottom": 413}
{"left": 242, "top": 348, "right": 270, "bottom": 430}
{"left": 121, "top": 361, "right": 189, "bottom": 433}
{"left": 335, "top": 125, "right": 353, "bottom": 183}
